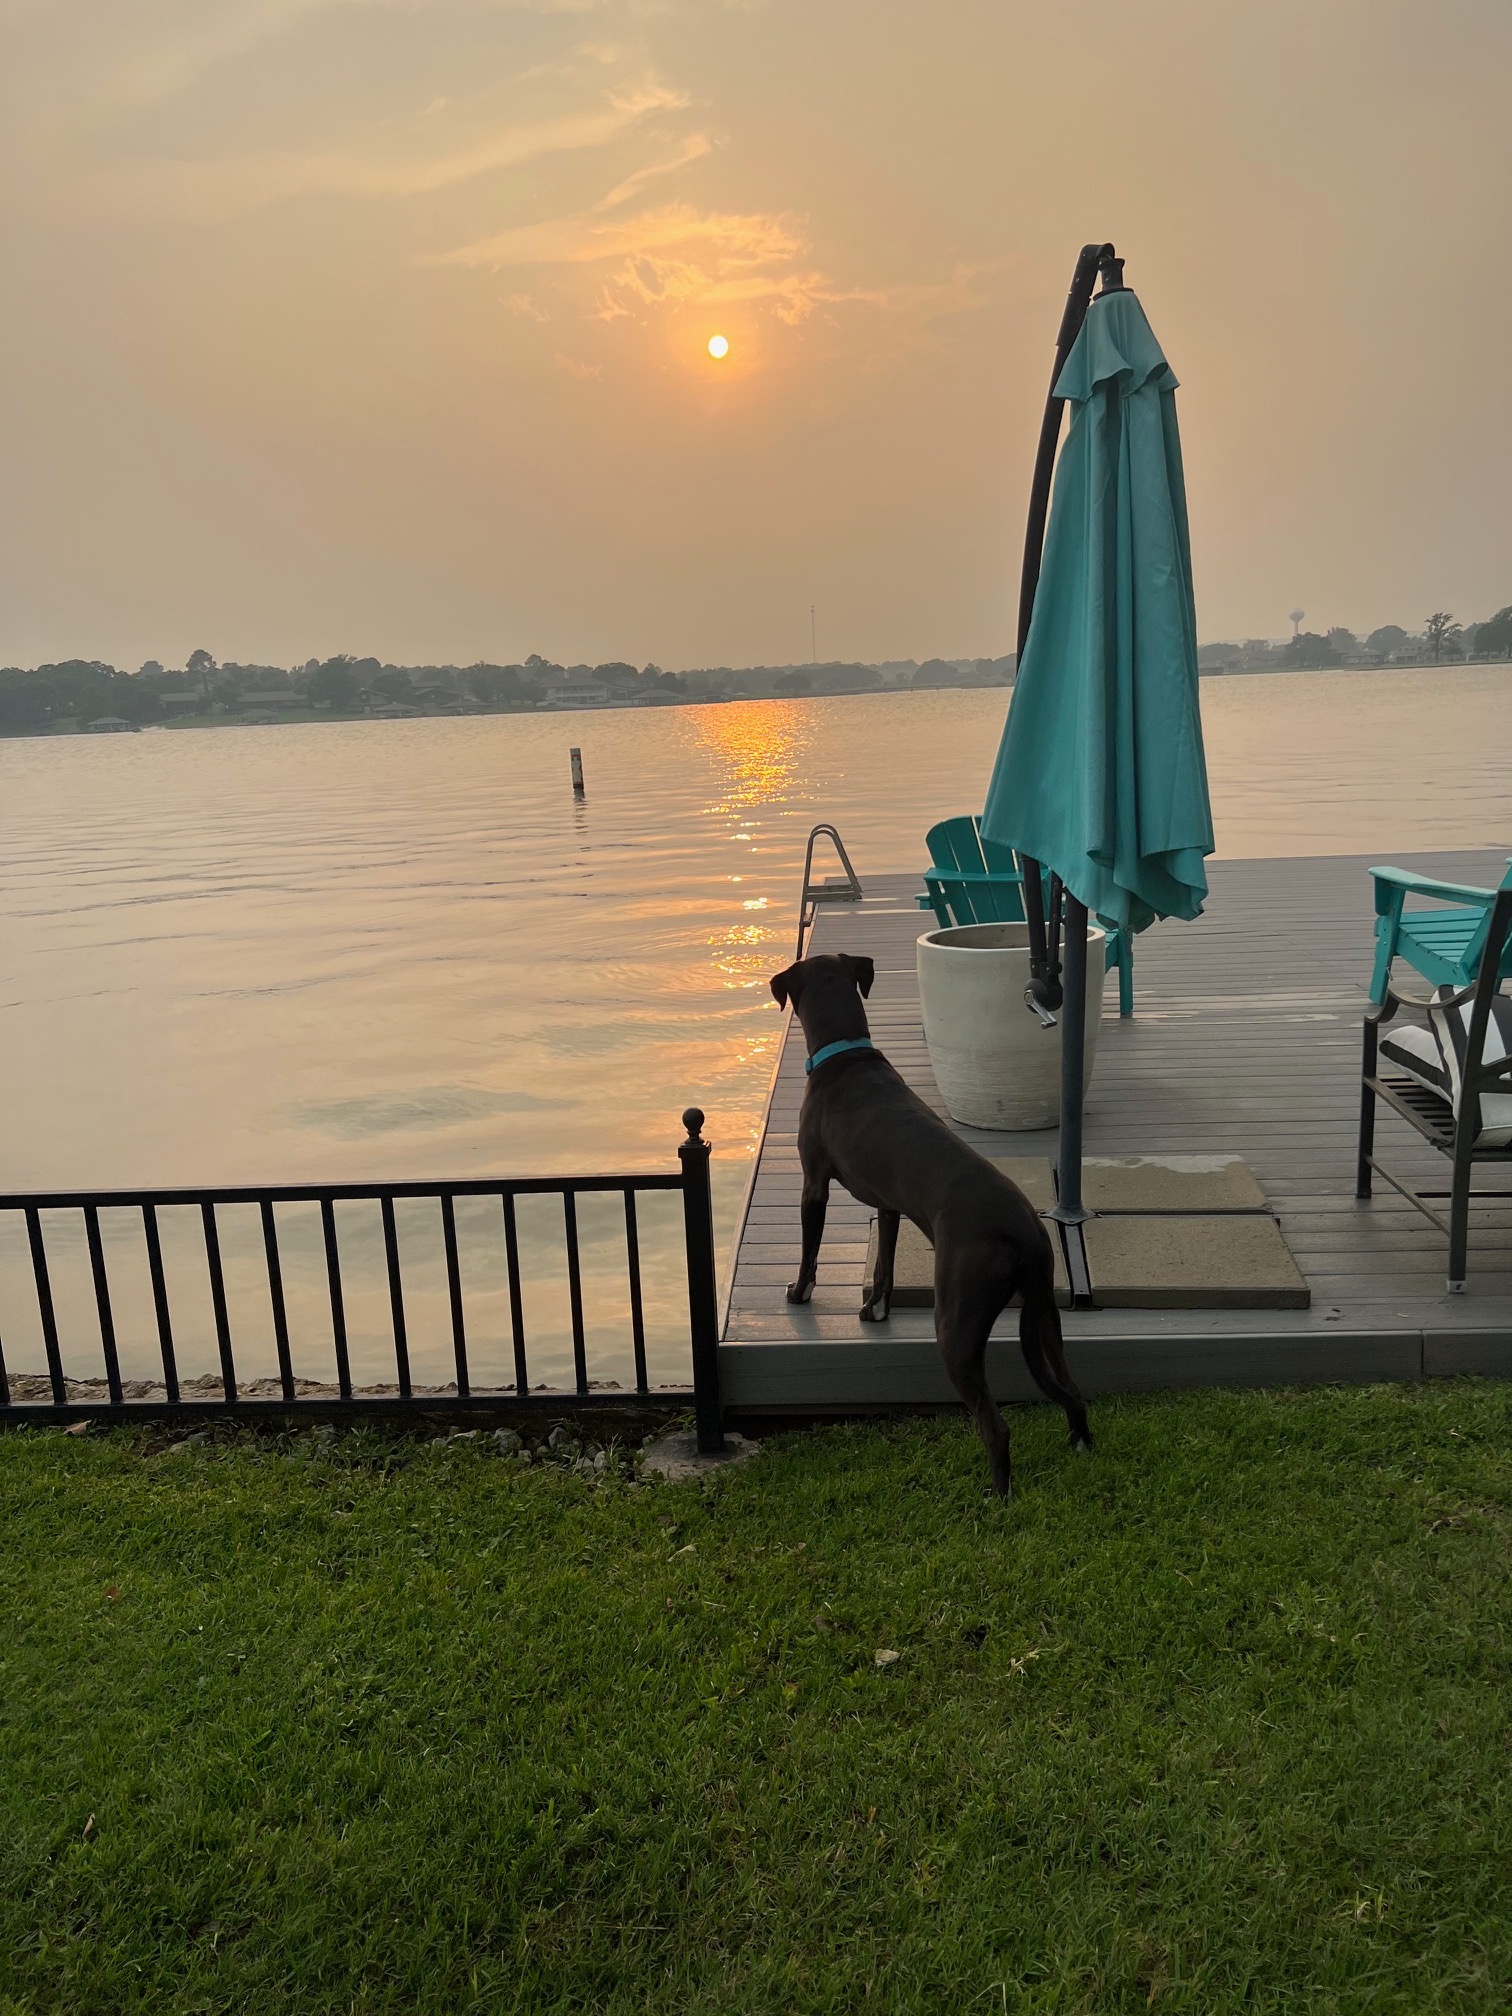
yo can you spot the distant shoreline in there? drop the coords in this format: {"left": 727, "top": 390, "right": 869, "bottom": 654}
{"left": 0, "top": 658, "right": 1502, "bottom": 740}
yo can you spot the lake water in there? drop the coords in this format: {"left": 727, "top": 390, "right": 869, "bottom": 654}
{"left": 2, "top": 667, "right": 1509, "bottom": 1392}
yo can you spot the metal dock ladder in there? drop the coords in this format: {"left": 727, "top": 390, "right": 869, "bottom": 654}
{"left": 795, "top": 823, "right": 863, "bottom": 957}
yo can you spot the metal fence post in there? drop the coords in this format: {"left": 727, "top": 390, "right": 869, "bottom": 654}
{"left": 679, "top": 1108, "right": 724, "bottom": 1454}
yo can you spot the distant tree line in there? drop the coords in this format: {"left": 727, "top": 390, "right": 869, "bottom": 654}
{"left": 2, "top": 617, "right": 1505, "bottom": 736}
{"left": 1197, "top": 607, "right": 1512, "bottom": 675}
{"left": 0, "top": 649, "right": 1014, "bottom": 735}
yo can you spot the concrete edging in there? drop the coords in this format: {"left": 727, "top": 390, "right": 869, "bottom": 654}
{"left": 718, "top": 1328, "right": 1512, "bottom": 1408}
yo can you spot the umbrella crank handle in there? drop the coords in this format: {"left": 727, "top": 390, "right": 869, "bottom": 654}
{"left": 1024, "top": 981, "right": 1059, "bottom": 1029}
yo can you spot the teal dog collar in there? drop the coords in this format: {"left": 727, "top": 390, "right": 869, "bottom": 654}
{"left": 805, "top": 1038, "right": 875, "bottom": 1075}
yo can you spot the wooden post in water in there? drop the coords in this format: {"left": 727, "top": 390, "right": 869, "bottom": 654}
{"left": 569, "top": 747, "right": 585, "bottom": 795}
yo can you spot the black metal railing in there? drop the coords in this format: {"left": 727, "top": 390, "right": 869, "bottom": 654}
{"left": 0, "top": 1108, "right": 724, "bottom": 1451}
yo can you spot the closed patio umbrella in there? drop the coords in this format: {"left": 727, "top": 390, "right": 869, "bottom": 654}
{"left": 981, "top": 245, "right": 1214, "bottom": 1299}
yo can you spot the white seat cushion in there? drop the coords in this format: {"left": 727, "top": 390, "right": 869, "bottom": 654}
{"left": 1379, "top": 991, "right": 1512, "bottom": 1149}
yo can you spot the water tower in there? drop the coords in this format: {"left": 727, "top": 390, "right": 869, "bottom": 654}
{"left": 1288, "top": 609, "right": 1305, "bottom": 639}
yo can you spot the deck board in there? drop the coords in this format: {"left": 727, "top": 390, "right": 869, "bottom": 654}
{"left": 719, "top": 849, "right": 1512, "bottom": 1404}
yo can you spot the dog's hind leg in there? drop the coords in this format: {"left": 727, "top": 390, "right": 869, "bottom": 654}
{"left": 860, "top": 1208, "right": 899, "bottom": 1322}
{"left": 935, "top": 1272, "right": 1015, "bottom": 1497}
{"left": 786, "top": 1177, "right": 830, "bottom": 1304}
{"left": 1017, "top": 1281, "right": 1092, "bottom": 1451}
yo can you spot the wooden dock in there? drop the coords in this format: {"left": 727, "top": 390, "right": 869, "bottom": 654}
{"left": 718, "top": 850, "right": 1512, "bottom": 1410}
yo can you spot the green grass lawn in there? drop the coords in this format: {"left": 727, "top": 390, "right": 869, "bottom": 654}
{"left": 2, "top": 1383, "right": 1510, "bottom": 2014}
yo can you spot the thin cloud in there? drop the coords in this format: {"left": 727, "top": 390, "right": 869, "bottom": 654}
{"left": 431, "top": 198, "right": 802, "bottom": 272}
{"left": 102, "top": 0, "right": 398, "bottom": 112}
{"left": 598, "top": 244, "right": 996, "bottom": 328}
{"left": 554, "top": 351, "right": 604, "bottom": 378}
{"left": 594, "top": 130, "right": 713, "bottom": 209}
{"left": 98, "top": 0, "right": 605, "bottom": 113}
{"left": 432, "top": 193, "right": 918, "bottom": 328}
{"left": 83, "top": 85, "right": 689, "bottom": 222}
{"left": 597, "top": 250, "right": 835, "bottom": 324}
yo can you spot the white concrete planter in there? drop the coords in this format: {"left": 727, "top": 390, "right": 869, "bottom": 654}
{"left": 916, "top": 921, "right": 1106, "bottom": 1130}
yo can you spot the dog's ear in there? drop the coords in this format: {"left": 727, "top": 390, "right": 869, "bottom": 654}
{"left": 770, "top": 962, "right": 803, "bottom": 1009}
{"left": 840, "top": 953, "right": 875, "bottom": 999}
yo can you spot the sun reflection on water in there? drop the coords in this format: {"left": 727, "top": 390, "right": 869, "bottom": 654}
{"left": 691, "top": 698, "right": 814, "bottom": 817}
{"left": 684, "top": 699, "right": 821, "bottom": 996}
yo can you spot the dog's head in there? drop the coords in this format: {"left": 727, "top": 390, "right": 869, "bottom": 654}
{"left": 769, "top": 952, "right": 875, "bottom": 1034}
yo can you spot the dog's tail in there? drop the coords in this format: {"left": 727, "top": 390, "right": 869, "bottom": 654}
{"left": 1018, "top": 1263, "right": 1093, "bottom": 1449}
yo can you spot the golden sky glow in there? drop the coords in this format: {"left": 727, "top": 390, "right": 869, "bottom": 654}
{"left": 3, "top": 1, "right": 1511, "bottom": 670}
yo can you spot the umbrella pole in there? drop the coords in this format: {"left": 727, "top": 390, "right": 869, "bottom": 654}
{"left": 1017, "top": 243, "right": 1126, "bottom": 1310}
{"left": 1050, "top": 897, "right": 1095, "bottom": 1308}
{"left": 1015, "top": 241, "right": 1113, "bottom": 1016}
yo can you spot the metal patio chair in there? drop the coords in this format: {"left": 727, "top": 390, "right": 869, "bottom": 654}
{"left": 916, "top": 814, "right": 1135, "bottom": 1015}
{"left": 1357, "top": 859, "right": 1512, "bottom": 1289}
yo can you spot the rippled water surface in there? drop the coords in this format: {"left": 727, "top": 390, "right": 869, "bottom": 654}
{"left": 1, "top": 669, "right": 1508, "bottom": 1388}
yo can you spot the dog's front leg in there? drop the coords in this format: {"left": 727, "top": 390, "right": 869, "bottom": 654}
{"left": 786, "top": 1178, "right": 829, "bottom": 1303}
{"left": 860, "top": 1209, "right": 899, "bottom": 1322}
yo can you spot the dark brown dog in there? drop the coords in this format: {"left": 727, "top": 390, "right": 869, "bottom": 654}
{"left": 770, "top": 950, "right": 1091, "bottom": 1495}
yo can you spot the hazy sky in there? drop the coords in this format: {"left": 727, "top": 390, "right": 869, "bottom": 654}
{"left": 4, "top": 0, "right": 1510, "bottom": 671}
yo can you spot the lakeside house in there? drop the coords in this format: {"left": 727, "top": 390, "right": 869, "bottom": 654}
{"left": 234, "top": 689, "right": 310, "bottom": 712}
{"left": 411, "top": 684, "right": 469, "bottom": 714}
{"left": 538, "top": 667, "right": 612, "bottom": 708}
{"left": 83, "top": 715, "right": 137, "bottom": 733}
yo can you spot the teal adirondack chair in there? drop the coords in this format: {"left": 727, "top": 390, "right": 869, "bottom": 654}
{"left": 916, "top": 815, "right": 1135, "bottom": 1016}
{"left": 1358, "top": 858, "right": 1512, "bottom": 1289}
{"left": 1367, "top": 860, "right": 1512, "bottom": 1004}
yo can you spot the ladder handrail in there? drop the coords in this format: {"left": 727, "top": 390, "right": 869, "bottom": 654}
{"left": 795, "top": 823, "right": 863, "bottom": 958}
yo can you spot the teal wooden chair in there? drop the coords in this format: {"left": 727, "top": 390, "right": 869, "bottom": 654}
{"left": 916, "top": 815, "right": 1135, "bottom": 1016}
{"left": 1358, "top": 858, "right": 1512, "bottom": 1289}
{"left": 1367, "top": 861, "right": 1512, "bottom": 1004}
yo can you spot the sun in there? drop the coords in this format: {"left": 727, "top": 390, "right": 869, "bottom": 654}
{"left": 707, "top": 334, "right": 730, "bottom": 360}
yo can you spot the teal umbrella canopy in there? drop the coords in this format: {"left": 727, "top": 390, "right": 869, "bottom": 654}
{"left": 981, "top": 288, "right": 1213, "bottom": 936}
